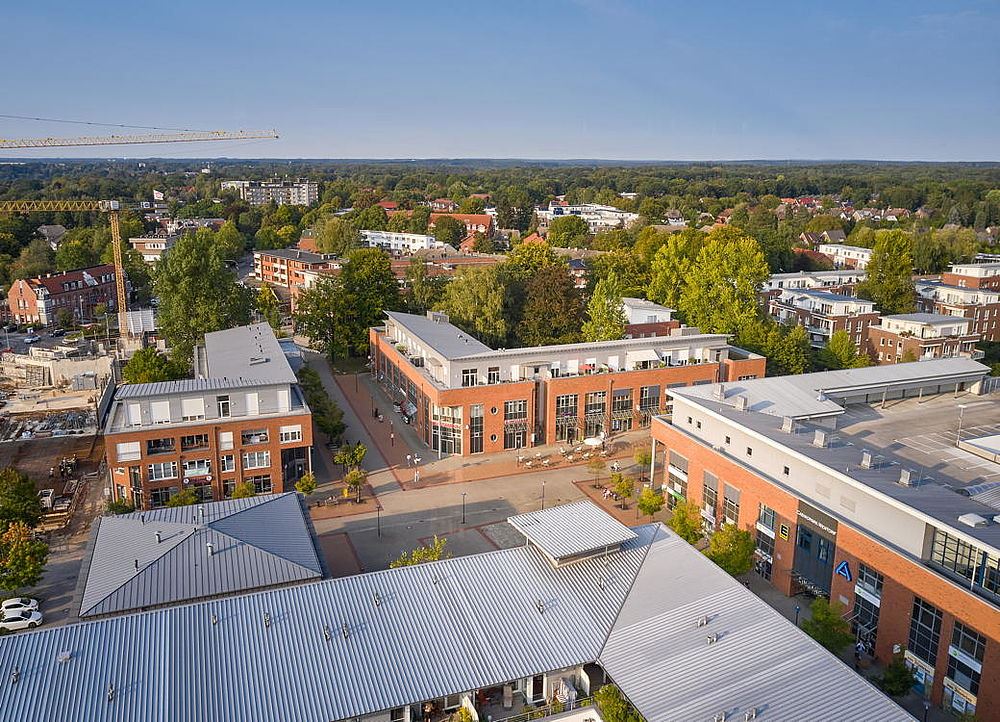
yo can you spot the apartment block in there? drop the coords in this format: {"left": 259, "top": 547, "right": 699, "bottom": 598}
{"left": 7, "top": 264, "right": 120, "bottom": 327}
{"left": 536, "top": 202, "right": 640, "bottom": 234}
{"left": 649, "top": 361, "right": 999, "bottom": 718}
{"left": 817, "top": 243, "right": 874, "bottom": 270}
{"left": 360, "top": 229, "right": 446, "bottom": 254}
{"left": 104, "top": 324, "right": 312, "bottom": 509}
{"left": 864, "top": 313, "right": 982, "bottom": 365}
{"left": 917, "top": 280, "right": 1000, "bottom": 342}
{"left": 129, "top": 233, "right": 178, "bottom": 263}
{"left": 768, "top": 289, "right": 879, "bottom": 348}
{"left": 942, "top": 262, "right": 1000, "bottom": 291}
{"left": 371, "top": 311, "right": 764, "bottom": 457}
{"left": 254, "top": 248, "right": 336, "bottom": 293}
{"left": 764, "top": 269, "right": 865, "bottom": 295}
{"left": 621, "top": 297, "right": 679, "bottom": 338}
{"left": 221, "top": 179, "right": 319, "bottom": 207}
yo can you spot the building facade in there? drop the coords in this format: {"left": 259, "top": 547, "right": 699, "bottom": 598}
{"left": 942, "top": 262, "right": 1000, "bottom": 291}
{"left": 360, "top": 230, "right": 445, "bottom": 254}
{"left": 221, "top": 180, "right": 319, "bottom": 207}
{"left": 917, "top": 280, "right": 1000, "bottom": 342}
{"left": 254, "top": 248, "right": 336, "bottom": 292}
{"left": 864, "top": 313, "right": 982, "bottom": 365}
{"left": 371, "top": 311, "right": 765, "bottom": 457}
{"left": 129, "top": 233, "right": 178, "bottom": 263}
{"left": 649, "top": 361, "right": 999, "bottom": 719}
{"left": 763, "top": 269, "right": 865, "bottom": 295}
{"left": 6, "top": 264, "right": 120, "bottom": 327}
{"left": 817, "top": 243, "right": 874, "bottom": 270}
{"left": 767, "top": 289, "right": 879, "bottom": 348}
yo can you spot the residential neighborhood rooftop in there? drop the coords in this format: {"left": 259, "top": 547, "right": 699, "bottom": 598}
{"left": 201, "top": 322, "right": 299, "bottom": 384}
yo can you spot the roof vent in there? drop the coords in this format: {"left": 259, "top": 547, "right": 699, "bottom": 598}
{"left": 373, "top": 591, "right": 381, "bottom": 607}
{"left": 817, "top": 390, "right": 828, "bottom": 402}
{"left": 248, "top": 356, "right": 267, "bottom": 365}
{"left": 323, "top": 624, "right": 331, "bottom": 641}
{"left": 714, "top": 384, "right": 726, "bottom": 400}
{"left": 211, "top": 613, "right": 218, "bottom": 626}
{"left": 206, "top": 542, "right": 214, "bottom": 556}
{"left": 734, "top": 396, "right": 749, "bottom": 412}
{"left": 10, "top": 666, "right": 20, "bottom": 685}
{"left": 744, "top": 709, "right": 757, "bottom": 721}
{"left": 536, "top": 599, "right": 545, "bottom": 614}
{"left": 56, "top": 651, "right": 72, "bottom": 664}
{"left": 706, "top": 632, "right": 719, "bottom": 645}
{"left": 107, "top": 682, "right": 115, "bottom": 703}
{"left": 341, "top": 621, "right": 350, "bottom": 639}
{"left": 813, "top": 430, "right": 829, "bottom": 448}
{"left": 714, "top": 712, "right": 727, "bottom": 722}
{"left": 696, "top": 615, "right": 709, "bottom": 628}
{"left": 155, "top": 531, "right": 162, "bottom": 544}
{"left": 781, "top": 416, "right": 795, "bottom": 434}
{"left": 263, "top": 612, "right": 271, "bottom": 628}
{"left": 898, "top": 469, "right": 917, "bottom": 487}
{"left": 958, "top": 513, "right": 990, "bottom": 528}
{"left": 994, "top": 514, "right": 1000, "bottom": 526}
{"left": 860, "top": 450, "right": 875, "bottom": 469}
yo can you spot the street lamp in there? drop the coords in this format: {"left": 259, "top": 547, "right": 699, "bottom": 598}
{"left": 461, "top": 492, "right": 467, "bottom": 524}
{"left": 377, "top": 506, "right": 381, "bottom": 538}
{"left": 541, "top": 480, "right": 546, "bottom": 510}
{"left": 794, "top": 604, "right": 801, "bottom": 627}
{"left": 956, "top": 403, "right": 968, "bottom": 445}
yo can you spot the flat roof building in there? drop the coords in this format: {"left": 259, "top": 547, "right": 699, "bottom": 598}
{"left": 917, "top": 279, "right": 1000, "bottom": 342}
{"left": 0, "top": 502, "right": 911, "bottom": 722}
{"left": 768, "top": 289, "right": 879, "bottom": 349}
{"left": 864, "top": 313, "right": 982, "bottom": 365}
{"left": 818, "top": 243, "right": 874, "bottom": 270}
{"left": 650, "top": 360, "right": 998, "bottom": 718}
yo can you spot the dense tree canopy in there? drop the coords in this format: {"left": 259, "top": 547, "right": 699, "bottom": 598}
{"left": 856, "top": 229, "right": 916, "bottom": 314}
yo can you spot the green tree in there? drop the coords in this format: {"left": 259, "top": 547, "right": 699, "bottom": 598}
{"left": 705, "top": 524, "right": 756, "bottom": 576}
{"left": 294, "top": 275, "right": 353, "bottom": 360}
{"left": 344, "top": 468, "right": 367, "bottom": 503}
{"left": 594, "top": 684, "right": 642, "bottom": 722}
{"left": 878, "top": 657, "right": 916, "bottom": 697}
{"left": 804, "top": 215, "right": 844, "bottom": 233}
{"left": 0, "top": 521, "right": 48, "bottom": 593}
{"left": 802, "top": 599, "right": 854, "bottom": 654}
{"left": 314, "top": 215, "right": 360, "bottom": 255}
{"left": 295, "top": 471, "right": 317, "bottom": 496}
{"left": 856, "top": 230, "right": 915, "bottom": 314}
{"left": 122, "top": 347, "right": 186, "bottom": 384}
{"left": 519, "top": 264, "right": 583, "bottom": 345}
{"left": 334, "top": 441, "right": 368, "bottom": 471}
{"left": 0, "top": 467, "right": 42, "bottom": 533}
{"left": 633, "top": 447, "right": 652, "bottom": 483}
{"left": 471, "top": 233, "right": 495, "bottom": 253}
{"left": 231, "top": 481, "right": 256, "bottom": 499}
{"left": 353, "top": 204, "right": 389, "bottom": 231}
{"left": 11, "top": 238, "right": 55, "bottom": 280}
{"left": 105, "top": 499, "right": 135, "bottom": 515}
{"left": 611, "top": 473, "right": 635, "bottom": 510}
{"left": 214, "top": 220, "right": 246, "bottom": 260}
{"left": 435, "top": 266, "right": 508, "bottom": 346}
{"left": 901, "top": 348, "right": 918, "bottom": 363}
{"left": 587, "top": 458, "right": 606, "bottom": 487}
{"left": 409, "top": 206, "right": 432, "bottom": 234}
{"left": 432, "top": 216, "right": 467, "bottom": 247}
{"left": 55, "top": 239, "right": 97, "bottom": 271}
{"left": 256, "top": 285, "right": 282, "bottom": 333}
{"left": 166, "top": 487, "right": 199, "bottom": 507}
{"left": 547, "top": 215, "right": 590, "bottom": 247}
{"left": 404, "top": 259, "right": 446, "bottom": 314}
{"left": 648, "top": 233, "right": 699, "bottom": 309}
{"left": 504, "top": 241, "right": 564, "bottom": 279}
{"left": 154, "top": 232, "right": 253, "bottom": 365}
{"left": 817, "top": 329, "right": 871, "bottom": 370}
{"left": 637, "top": 487, "right": 665, "bottom": 518}
{"left": 389, "top": 535, "right": 450, "bottom": 568}
{"left": 341, "top": 248, "right": 400, "bottom": 355}
{"left": 668, "top": 499, "right": 703, "bottom": 545}
{"left": 582, "top": 271, "right": 626, "bottom": 342}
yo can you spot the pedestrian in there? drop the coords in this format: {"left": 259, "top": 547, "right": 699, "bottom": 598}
{"left": 414, "top": 469, "right": 420, "bottom": 484}
{"left": 406, "top": 454, "right": 412, "bottom": 467}
{"left": 390, "top": 432, "right": 395, "bottom": 447}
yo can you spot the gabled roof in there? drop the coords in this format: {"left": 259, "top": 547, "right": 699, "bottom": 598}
{"left": 27, "top": 264, "right": 116, "bottom": 294}
{"left": 76, "top": 494, "right": 322, "bottom": 618}
{"left": 509, "top": 500, "right": 637, "bottom": 562}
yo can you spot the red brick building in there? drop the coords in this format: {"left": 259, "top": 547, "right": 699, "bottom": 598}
{"left": 7, "top": 264, "right": 120, "bottom": 327}
{"left": 254, "top": 248, "right": 336, "bottom": 292}
{"left": 650, "top": 360, "right": 999, "bottom": 718}
{"left": 917, "top": 281, "right": 1000, "bottom": 342}
{"left": 864, "top": 313, "right": 982, "bottom": 365}
{"left": 371, "top": 310, "right": 765, "bottom": 456}
{"left": 104, "top": 324, "right": 312, "bottom": 508}
{"left": 942, "top": 262, "right": 1000, "bottom": 291}
{"left": 767, "top": 289, "right": 880, "bottom": 349}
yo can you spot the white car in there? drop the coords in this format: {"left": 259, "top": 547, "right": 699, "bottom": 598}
{"left": 0, "top": 609, "right": 43, "bottom": 631}
{"left": 1, "top": 597, "right": 39, "bottom": 613}
{"left": 23, "top": 334, "right": 41, "bottom": 344}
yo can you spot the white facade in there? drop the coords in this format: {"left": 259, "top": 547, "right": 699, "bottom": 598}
{"left": 817, "top": 244, "right": 874, "bottom": 269}
{"left": 621, "top": 297, "right": 674, "bottom": 324}
{"left": 877, "top": 313, "right": 972, "bottom": 339}
{"left": 360, "top": 230, "right": 444, "bottom": 254}
{"left": 765, "top": 270, "right": 866, "bottom": 292}
{"left": 221, "top": 180, "right": 319, "bottom": 207}
{"left": 536, "top": 203, "right": 640, "bottom": 234}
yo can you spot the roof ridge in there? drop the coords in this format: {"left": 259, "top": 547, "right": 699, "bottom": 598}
{"left": 595, "top": 523, "right": 662, "bottom": 657}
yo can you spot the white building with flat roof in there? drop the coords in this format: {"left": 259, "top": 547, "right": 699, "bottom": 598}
{"left": 360, "top": 229, "right": 445, "bottom": 254}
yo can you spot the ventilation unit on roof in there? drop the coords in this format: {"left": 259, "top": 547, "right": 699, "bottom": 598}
{"left": 813, "top": 430, "right": 828, "bottom": 448}
{"left": 735, "top": 396, "right": 749, "bottom": 412}
{"left": 898, "top": 469, "right": 917, "bottom": 487}
{"left": 248, "top": 356, "right": 267, "bottom": 366}
{"left": 958, "top": 513, "right": 990, "bottom": 528}
{"left": 714, "top": 383, "right": 726, "bottom": 400}
{"left": 860, "top": 450, "right": 875, "bottom": 469}
{"left": 781, "top": 416, "right": 796, "bottom": 434}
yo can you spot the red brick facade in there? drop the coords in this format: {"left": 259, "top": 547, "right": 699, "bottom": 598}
{"left": 7, "top": 265, "right": 118, "bottom": 327}
{"left": 863, "top": 327, "right": 981, "bottom": 365}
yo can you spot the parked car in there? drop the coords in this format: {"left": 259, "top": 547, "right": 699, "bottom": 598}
{"left": 50, "top": 328, "right": 66, "bottom": 337}
{"left": 23, "top": 334, "right": 41, "bottom": 344}
{"left": 1, "top": 597, "right": 39, "bottom": 614}
{"left": 38, "top": 489, "right": 54, "bottom": 510}
{"left": 0, "top": 609, "right": 43, "bottom": 631}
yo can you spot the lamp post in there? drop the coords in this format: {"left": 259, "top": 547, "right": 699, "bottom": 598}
{"left": 794, "top": 604, "right": 801, "bottom": 627}
{"left": 461, "top": 492, "right": 467, "bottom": 524}
{"left": 377, "top": 505, "right": 381, "bottom": 538}
{"left": 922, "top": 700, "right": 930, "bottom": 722}
{"left": 541, "top": 480, "right": 546, "bottom": 510}
{"left": 956, "top": 403, "right": 968, "bottom": 446}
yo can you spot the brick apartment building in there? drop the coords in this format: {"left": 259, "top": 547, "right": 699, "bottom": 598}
{"left": 104, "top": 324, "right": 312, "bottom": 509}
{"left": 767, "top": 289, "right": 879, "bottom": 348}
{"left": 254, "top": 248, "right": 336, "bottom": 292}
{"left": 864, "top": 313, "right": 982, "bottom": 365}
{"left": 917, "top": 280, "right": 1000, "bottom": 342}
{"left": 387, "top": 210, "right": 494, "bottom": 237}
{"left": 649, "top": 360, "right": 1000, "bottom": 718}
{"left": 371, "top": 309, "right": 764, "bottom": 457}
{"left": 7, "top": 264, "right": 120, "bottom": 327}
{"left": 942, "top": 262, "right": 1000, "bottom": 291}
{"left": 763, "top": 269, "right": 865, "bottom": 295}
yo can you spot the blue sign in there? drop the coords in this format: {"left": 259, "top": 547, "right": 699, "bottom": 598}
{"left": 835, "top": 560, "right": 852, "bottom": 582}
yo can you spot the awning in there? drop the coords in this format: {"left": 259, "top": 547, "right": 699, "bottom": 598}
{"left": 626, "top": 348, "right": 661, "bottom": 366}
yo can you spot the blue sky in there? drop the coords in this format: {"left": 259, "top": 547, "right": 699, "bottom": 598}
{"left": 2, "top": 1, "right": 998, "bottom": 160}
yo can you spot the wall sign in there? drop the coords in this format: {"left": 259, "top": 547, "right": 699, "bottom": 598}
{"left": 835, "top": 560, "right": 852, "bottom": 582}
{"left": 778, "top": 523, "right": 790, "bottom": 540}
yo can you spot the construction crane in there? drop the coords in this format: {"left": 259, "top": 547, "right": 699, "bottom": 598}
{"left": 0, "top": 129, "right": 278, "bottom": 149}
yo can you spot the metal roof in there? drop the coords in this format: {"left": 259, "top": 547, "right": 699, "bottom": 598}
{"left": 114, "top": 377, "right": 282, "bottom": 398}
{"left": 601, "top": 529, "right": 911, "bottom": 722}
{"left": 508, "top": 500, "right": 637, "bottom": 561}
{"left": 203, "top": 323, "right": 298, "bottom": 384}
{"left": 880, "top": 312, "right": 967, "bottom": 324}
{"left": 385, "top": 311, "right": 494, "bottom": 359}
{"left": 0, "top": 506, "right": 911, "bottom": 722}
{"left": 77, "top": 494, "right": 322, "bottom": 618}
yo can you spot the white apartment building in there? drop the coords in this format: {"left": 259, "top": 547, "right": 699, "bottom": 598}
{"left": 536, "top": 203, "right": 640, "bottom": 234}
{"left": 768, "top": 289, "right": 879, "bottom": 347}
{"left": 764, "top": 269, "right": 866, "bottom": 293}
{"left": 360, "top": 229, "right": 445, "bottom": 254}
{"left": 221, "top": 180, "right": 319, "bottom": 207}
{"left": 818, "top": 244, "right": 875, "bottom": 270}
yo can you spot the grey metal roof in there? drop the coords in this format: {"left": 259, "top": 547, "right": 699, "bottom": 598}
{"left": 792, "top": 289, "right": 870, "bottom": 303}
{"left": 385, "top": 311, "right": 494, "bottom": 358}
{"left": 77, "top": 494, "right": 322, "bottom": 618}
{"left": 114, "top": 377, "right": 282, "bottom": 398}
{"left": 0, "top": 506, "right": 910, "bottom": 722}
{"left": 203, "top": 323, "right": 298, "bottom": 384}
{"left": 600, "top": 528, "right": 911, "bottom": 722}
{"left": 880, "top": 312, "right": 966, "bottom": 324}
{"left": 508, "top": 500, "right": 637, "bottom": 561}
{"left": 674, "top": 358, "right": 989, "bottom": 420}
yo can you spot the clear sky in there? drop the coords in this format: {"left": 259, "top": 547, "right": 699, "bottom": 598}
{"left": 2, "top": 0, "right": 999, "bottom": 160}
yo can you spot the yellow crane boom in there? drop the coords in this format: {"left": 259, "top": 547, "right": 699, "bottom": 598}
{"left": 0, "top": 129, "right": 278, "bottom": 149}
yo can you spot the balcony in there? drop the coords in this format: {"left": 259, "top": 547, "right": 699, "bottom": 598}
{"left": 241, "top": 429, "right": 269, "bottom": 445}
{"left": 145, "top": 439, "right": 176, "bottom": 456}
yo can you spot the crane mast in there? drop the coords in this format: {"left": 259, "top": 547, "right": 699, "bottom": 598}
{"left": 0, "top": 129, "right": 278, "bottom": 149}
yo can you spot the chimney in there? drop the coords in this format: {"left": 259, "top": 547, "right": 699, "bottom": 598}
{"left": 781, "top": 416, "right": 795, "bottom": 434}
{"left": 155, "top": 531, "right": 162, "bottom": 544}
{"left": 206, "top": 542, "right": 214, "bottom": 556}
{"left": 813, "top": 430, "right": 828, "bottom": 448}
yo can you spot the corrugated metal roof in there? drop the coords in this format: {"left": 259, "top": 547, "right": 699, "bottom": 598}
{"left": 114, "top": 377, "right": 281, "bottom": 398}
{"left": 508, "top": 500, "right": 637, "bottom": 561}
{"left": 78, "top": 494, "right": 322, "bottom": 618}
{"left": 600, "top": 529, "right": 912, "bottom": 722}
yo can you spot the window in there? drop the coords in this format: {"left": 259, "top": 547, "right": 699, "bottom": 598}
{"left": 758, "top": 503, "right": 776, "bottom": 530}
{"left": 247, "top": 474, "right": 272, "bottom": 493}
{"left": 147, "top": 461, "right": 178, "bottom": 481}
{"left": 191, "top": 479, "right": 213, "bottom": 502}
{"left": 145, "top": 437, "right": 175, "bottom": 455}
{"left": 180, "top": 433, "right": 209, "bottom": 451}
{"left": 555, "top": 394, "right": 578, "bottom": 442}
{"left": 504, "top": 399, "right": 528, "bottom": 421}
{"left": 857, "top": 564, "right": 884, "bottom": 597}
{"left": 217, "top": 395, "right": 231, "bottom": 418}
{"left": 852, "top": 595, "right": 880, "bottom": 646}
{"left": 182, "top": 458, "right": 211, "bottom": 478}
{"left": 723, "top": 485, "right": 741, "bottom": 525}
{"left": 116, "top": 441, "right": 140, "bottom": 463}
{"left": 668, "top": 450, "right": 688, "bottom": 473}
{"left": 487, "top": 367, "right": 500, "bottom": 384}
{"left": 220, "top": 455, "right": 235, "bottom": 473}
{"left": 242, "top": 450, "right": 271, "bottom": 470}
{"left": 246, "top": 392, "right": 260, "bottom": 415}
{"left": 469, "top": 404, "right": 484, "bottom": 454}
{"left": 461, "top": 368, "right": 478, "bottom": 387}
{"left": 702, "top": 472, "right": 718, "bottom": 514}
{"left": 783, "top": 465, "right": 790, "bottom": 476}
{"left": 947, "top": 622, "right": 985, "bottom": 695}
{"left": 150, "top": 400, "right": 171, "bottom": 424}
{"left": 746, "top": 446, "right": 753, "bottom": 457}
{"left": 180, "top": 397, "right": 205, "bottom": 421}
{"left": 279, "top": 425, "right": 302, "bottom": 443}
{"left": 724, "top": 435, "right": 731, "bottom": 445}
{"left": 126, "top": 402, "right": 142, "bottom": 426}
{"left": 242, "top": 429, "right": 269, "bottom": 445}
{"left": 149, "top": 486, "right": 177, "bottom": 508}
{"left": 908, "top": 597, "right": 943, "bottom": 666}
{"left": 639, "top": 385, "right": 659, "bottom": 413}
{"left": 219, "top": 431, "right": 234, "bottom": 451}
